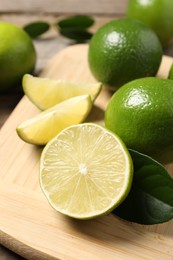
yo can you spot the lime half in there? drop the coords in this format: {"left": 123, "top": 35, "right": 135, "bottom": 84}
{"left": 23, "top": 74, "right": 102, "bottom": 110}
{"left": 40, "top": 123, "right": 133, "bottom": 219}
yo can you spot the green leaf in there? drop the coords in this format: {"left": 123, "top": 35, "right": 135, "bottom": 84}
{"left": 23, "top": 21, "right": 50, "bottom": 39}
{"left": 59, "top": 28, "right": 93, "bottom": 42}
{"left": 57, "top": 15, "right": 94, "bottom": 29}
{"left": 113, "top": 149, "right": 173, "bottom": 224}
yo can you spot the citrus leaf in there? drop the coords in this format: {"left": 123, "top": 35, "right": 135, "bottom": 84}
{"left": 59, "top": 28, "right": 92, "bottom": 42}
{"left": 57, "top": 15, "right": 94, "bottom": 29}
{"left": 113, "top": 149, "right": 173, "bottom": 224}
{"left": 23, "top": 21, "right": 50, "bottom": 39}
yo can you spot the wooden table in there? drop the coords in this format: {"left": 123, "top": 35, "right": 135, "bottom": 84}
{"left": 0, "top": 1, "right": 173, "bottom": 259}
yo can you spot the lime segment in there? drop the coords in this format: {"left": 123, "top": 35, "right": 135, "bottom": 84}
{"left": 40, "top": 123, "right": 133, "bottom": 219}
{"left": 22, "top": 74, "right": 102, "bottom": 110}
{"left": 16, "top": 95, "right": 92, "bottom": 145}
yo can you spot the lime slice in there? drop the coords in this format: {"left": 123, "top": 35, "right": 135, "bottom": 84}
{"left": 16, "top": 95, "right": 92, "bottom": 145}
{"left": 40, "top": 123, "right": 133, "bottom": 219}
{"left": 22, "top": 74, "right": 102, "bottom": 110}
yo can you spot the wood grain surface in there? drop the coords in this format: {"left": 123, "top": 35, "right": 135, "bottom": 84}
{"left": 0, "top": 0, "right": 127, "bottom": 15}
{"left": 0, "top": 44, "right": 173, "bottom": 260}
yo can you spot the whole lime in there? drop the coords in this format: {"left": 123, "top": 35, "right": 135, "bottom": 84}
{"left": 126, "top": 0, "right": 173, "bottom": 46}
{"left": 105, "top": 77, "right": 173, "bottom": 164}
{"left": 0, "top": 22, "right": 36, "bottom": 92}
{"left": 88, "top": 18, "right": 162, "bottom": 90}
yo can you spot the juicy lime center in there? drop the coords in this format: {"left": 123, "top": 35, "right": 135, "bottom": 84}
{"left": 79, "top": 163, "right": 88, "bottom": 175}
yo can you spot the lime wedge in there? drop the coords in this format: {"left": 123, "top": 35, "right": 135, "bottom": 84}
{"left": 16, "top": 95, "right": 92, "bottom": 145}
{"left": 22, "top": 74, "right": 102, "bottom": 110}
{"left": 40, "top": 123, "right": 133, "bottom": 219}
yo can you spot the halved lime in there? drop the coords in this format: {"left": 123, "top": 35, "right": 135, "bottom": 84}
{"left": 16, "top": 95, "right": 92, "bottom": 145}
{"left": 23, "top": 74, "right": 102, "bottom": 110}
{"left": 40, "top": 123, "right": 133, "bottom": 219}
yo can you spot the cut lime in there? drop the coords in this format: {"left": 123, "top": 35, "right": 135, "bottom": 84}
{"left": 16, "top": 95, "right": 92, "bottom": 145}
{"left": 40, "top": 123, "right": 133, "bottom": 219}
{"left": 22, "top": 74, "right": 102, "bottom": 110}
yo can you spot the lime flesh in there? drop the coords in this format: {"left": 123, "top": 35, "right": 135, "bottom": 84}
{"left": 16, "top": 95, "right": 92, "bottom": 145}
{"left": 23, "top": 74, "right": 102, "bottom": 110}
{"left": 40, "top": 123, "right": 133, "bottom": 219}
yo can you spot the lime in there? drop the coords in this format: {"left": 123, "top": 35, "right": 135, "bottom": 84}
{"left": 168, "top": 64, "right": 173, "bottom": 80}
{"left": 105, "top": 77, "right": 173, "bottom": 164}
{"left": 126, "top": 0, "right": 173, "bottom": 46}
{"left": 0, "top": 22, "right": 36, "bottom": 92}
{"left": 22, "top": 74, "right": 102, "bottom": 110}
{"left": 88, "top": 18, "right": 162, "bottom": 90}
{"left": 40, "top": 123, "right": 133, "bottom": 219}
{"left": 16, "top": 95, "right": 92, "bottom": 145}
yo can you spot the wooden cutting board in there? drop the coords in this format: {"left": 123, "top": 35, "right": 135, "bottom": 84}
{"left": 1, "top": 44, "right": 173, "bottom": 260}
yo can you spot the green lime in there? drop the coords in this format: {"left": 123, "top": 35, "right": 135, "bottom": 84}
{"left": 40, "top": 123, "right": 133, "bottom": 219}
{"left": 126, "top": 0, "right": 173, "bottom": 46}
{"left": 88, "top": 18, "right": 162, "bottom": 90}
{"left": 105, "top": 77, "right": 173, "bottom": 164}
{"left": 0, "top": 22, "right": 36, "bottom": 92}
